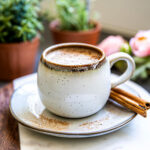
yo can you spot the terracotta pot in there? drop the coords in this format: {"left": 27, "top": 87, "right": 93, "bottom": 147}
{"left": 0, "top": 37, "right": 39, "bottom": 81}
{"left": 49, "top": 20, "right": 101, "bottom": 45}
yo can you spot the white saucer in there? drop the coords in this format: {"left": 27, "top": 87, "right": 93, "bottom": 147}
{"left": 10, "top": 80, "right": 137, "bottom": 138}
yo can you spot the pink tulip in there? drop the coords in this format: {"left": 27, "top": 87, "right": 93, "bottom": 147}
{"left": 97, "top": 36, "right": 125, "bottom": 56}
{"left": 130, "top": 30, "right": 150, "bottom": 57}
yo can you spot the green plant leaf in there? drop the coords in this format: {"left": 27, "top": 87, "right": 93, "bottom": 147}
{"left": 132, "top": 61, "right": 150, "bottom": 80}
{"left": 56, "top": 0, "right": 93, "bottom": 31}
{"left": 120, "top": 42, "right": 132, "bottom": 55}
{"left": 133, "top": 56, "right": 150, "bottom": 64}
{"left": 0, "top": 0, "right": 43, "bottom": 43}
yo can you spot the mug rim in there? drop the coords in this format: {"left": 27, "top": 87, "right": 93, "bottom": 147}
{"left": 41, "top": 43, "right": 106, "bottom": 72}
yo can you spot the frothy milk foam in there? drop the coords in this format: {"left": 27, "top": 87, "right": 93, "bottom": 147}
{"left": 46, "top": 47, "right": 101, "bottom": 66}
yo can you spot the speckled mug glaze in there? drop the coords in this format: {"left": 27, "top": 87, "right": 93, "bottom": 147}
{"left": 37, "top": 43, "right": 135, "bottom": 118}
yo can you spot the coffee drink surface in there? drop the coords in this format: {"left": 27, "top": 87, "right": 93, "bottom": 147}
{"left": 46, "top": 47, "right": 101, "bottom": 66}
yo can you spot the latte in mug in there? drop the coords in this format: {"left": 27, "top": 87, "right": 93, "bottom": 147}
{"left": 38, "top": 43, "right": 135, "bottom": 118}
{"left": 46, "top": 47, "right": 101, "bottom": 66}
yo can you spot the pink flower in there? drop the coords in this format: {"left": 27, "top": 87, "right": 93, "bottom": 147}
{"left": 97, "top": 36, "right": 125, "bottom": 56}
{"left": 130, "top": 30, "right": 150, "bottom": 57}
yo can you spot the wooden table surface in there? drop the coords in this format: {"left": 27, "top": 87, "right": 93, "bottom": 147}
{"left": 0, "top": 83, "right": 20, "bottom": 150}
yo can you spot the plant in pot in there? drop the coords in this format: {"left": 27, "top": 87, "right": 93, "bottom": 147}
{"left": 49, "top": 0, "right": 101, "bottom": 45}
{"left": 0, "top": 0, "right": 43, "bottom": 80}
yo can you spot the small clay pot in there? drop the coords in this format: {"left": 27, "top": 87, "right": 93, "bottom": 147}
{"left": 49, "top": 20, "right": 101, "bottom": 45}
{"left": 0, "top": 37, "right": 39, "bottom": 81}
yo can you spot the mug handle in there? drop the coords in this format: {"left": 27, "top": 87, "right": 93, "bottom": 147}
{"left": 108, "top": 52, "right": 135, "bottom": 88}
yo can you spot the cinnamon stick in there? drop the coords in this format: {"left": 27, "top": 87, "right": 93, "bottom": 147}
{"left": 112, "top": 87, "right": 150, "bottom": 110}
{"left": 110, "top": 90, "right": 147, "bottom": 117}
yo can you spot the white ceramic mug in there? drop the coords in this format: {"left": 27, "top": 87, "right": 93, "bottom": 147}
{"left": 37, "top": 43, "right": 135, "bottom": 118}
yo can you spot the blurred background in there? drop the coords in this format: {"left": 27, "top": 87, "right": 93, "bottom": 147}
{"left": 41, "top": 0, "right": 150, "bottom": 36}
{"left": 0, "top": 0, "right": 149, "bottom": 91}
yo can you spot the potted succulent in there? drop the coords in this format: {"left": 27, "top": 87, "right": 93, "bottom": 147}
{"left": 49, "top": 0, "right": 101, "bottom": 45}
{"left": 0, "top": 0, "right": 43, "bottom": 80}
